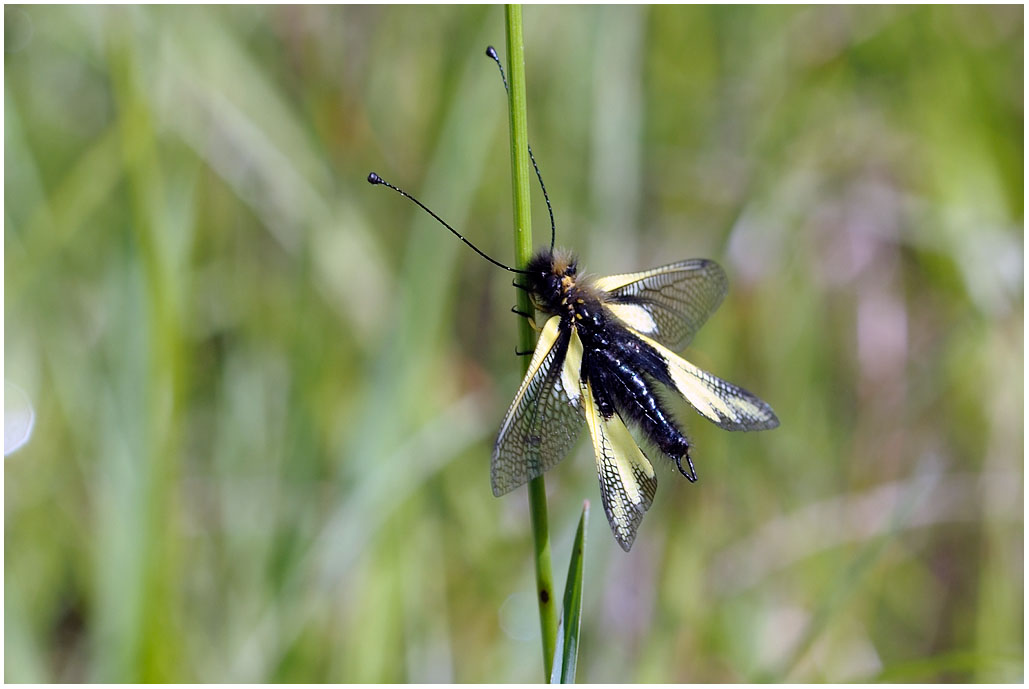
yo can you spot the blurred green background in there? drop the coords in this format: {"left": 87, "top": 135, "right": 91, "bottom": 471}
{"left": 4, "top": 5, "right": 1023, "bottom": 682}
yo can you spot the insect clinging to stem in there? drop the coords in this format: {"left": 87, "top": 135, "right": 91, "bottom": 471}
{"left": 368, "top": 45, "right": 779, "bottom": 551}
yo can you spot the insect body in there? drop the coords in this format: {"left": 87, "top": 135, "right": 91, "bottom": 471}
{"left": 494, "top": 248, "right": 779, "bottom": 550}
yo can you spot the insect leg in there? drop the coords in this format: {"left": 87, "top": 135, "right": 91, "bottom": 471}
{"left": 512, "top": 280, "right": 529, "bottom": 292}
{"left": 510, "top": 307, "right": 542, "bottom": 332}
{"left": 511, "top": 306, "right": 536, "bottom": 322}
{"left": 515, "top": 347, "right": 533, "bottom": 357}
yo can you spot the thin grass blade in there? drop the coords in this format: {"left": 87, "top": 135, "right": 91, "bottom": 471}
{"left": 550, "top": 501, "right": 589, "bottom": 684}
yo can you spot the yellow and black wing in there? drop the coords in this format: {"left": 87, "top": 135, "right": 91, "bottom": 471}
{"left": 492, "top": 316, "right": 585, "bottom": 497}
{"left": 637, "top": 332, "right": 779, "bottom": 431}
{"left": 595, "top": 259, "right": 729, "bottom": 352}
{"left": 581, "top": 380, "right": 658, "bottom": 552}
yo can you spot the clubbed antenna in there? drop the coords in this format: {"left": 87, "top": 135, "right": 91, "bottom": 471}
{"left": 367, "top": 172, "right": 529, "bottom": 274}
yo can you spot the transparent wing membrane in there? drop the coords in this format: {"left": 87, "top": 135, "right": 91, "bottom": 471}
{"left": 596, "top": 259, "right": 729, "bottom": 352}
{"left": 492, "top": 318, "right": 585, "bottom": 496}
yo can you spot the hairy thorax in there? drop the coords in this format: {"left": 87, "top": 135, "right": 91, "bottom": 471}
{"left": 524, "top": 248, "right": 606, "bottom": 332}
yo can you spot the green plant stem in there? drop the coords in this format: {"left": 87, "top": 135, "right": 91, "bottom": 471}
{"left": 504, "top": 5, "right": 558, "bottom": 680}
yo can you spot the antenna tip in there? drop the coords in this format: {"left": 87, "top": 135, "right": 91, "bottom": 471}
{"left": 485, "top": 45, "right": 498, "bottom": 60}
{"left": 367, "top": 172, "right": 383, "bottom": 185}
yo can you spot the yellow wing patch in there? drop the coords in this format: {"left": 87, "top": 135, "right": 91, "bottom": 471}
{"left": 581, "top": 380, "right": 657, "bottom": 551}
{"left": 636, "top": 332, "right": 779, "bottom": 431}
{"left": 606, "top": 303, "right": 659, "bottom": 335}
{"left": 562, "top": 328, "right": 584, "bottom": 405}
{"left": 594, "top": 265, "right": 682, "bottom": 292}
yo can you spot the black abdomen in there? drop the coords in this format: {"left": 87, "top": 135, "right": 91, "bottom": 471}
{"left": 581, "top": 327, "right": 691, "bottom": 462}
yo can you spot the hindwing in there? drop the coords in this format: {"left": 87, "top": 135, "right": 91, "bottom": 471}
{"left": 580, "top": 379, "right": 658, "bottom": 552}
{"left": 637, "top": 332, "right": 780, "bottom": 431}
{"left": 492, "top": 316, "right": 585, "bottom": 496}
{"left": 596, "top": 259, "right": 729, "bottom": 352}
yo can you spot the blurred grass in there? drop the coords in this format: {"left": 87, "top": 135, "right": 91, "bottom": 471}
{"left": 4, "top": 5, "right": 1023, "bottom": 682}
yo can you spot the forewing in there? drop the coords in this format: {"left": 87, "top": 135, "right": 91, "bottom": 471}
{"left": 581, "top": 380, "right": 658, "bottom": 552}
{"left": 492, "top": 317, "right": 585, "bottom": 496}
{"left": 637, "top": 332, "right": 780, "bottom": 431}
{"left": 595, "top": 259, "right": 729, "bottom": 351}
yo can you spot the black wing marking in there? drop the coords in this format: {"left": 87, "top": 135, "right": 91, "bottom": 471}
{"left": 596, "top": 259, "right": 729, "bottom": 352}
{"left": 581, "top": 379, "right": 658, "bottom": 551}
{"left": 492, "top": 317, "right": 585, "bottom": 496}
